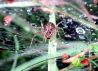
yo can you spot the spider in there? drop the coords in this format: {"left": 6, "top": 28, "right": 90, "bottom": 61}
{"left": 29, "top": 20, "right": 64, "bottom": 48}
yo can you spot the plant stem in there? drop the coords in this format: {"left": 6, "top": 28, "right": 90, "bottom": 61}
{"left": 11, "top": 35, "right": 19, "bottom": 71}
{"left": 48, "top": 7, "right": 58, "bottom": 71}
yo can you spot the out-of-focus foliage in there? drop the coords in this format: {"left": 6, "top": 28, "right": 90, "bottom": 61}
{"left": 0, "top": 0, "right": 98, "bottom": 71}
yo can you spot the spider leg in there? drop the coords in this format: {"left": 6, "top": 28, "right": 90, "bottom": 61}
{"left": 32, "top": 26, "right": 42, "bottom": 29}
{"left": 57, "top": 27, "right": 65, "bottom": 39}
{"left": 40, "top": 20, "right": 44, "bottom": 31}
{"left": 56, "top": 21, "right": 66, "bottom": 39}
{"left": 40, "top": 20, "right": 46, "bottom": 43}
{"left": 32, "top": 20, "right": 44, "bottom": 29}
{"left": 43, "top": 37, "right": 47, "bottom": 43}
{"left": 29, "top": 32, "right": 41, "bottom": 48}
{"left": 58, "top": 27, "right": 65, "bottom": 34}
{"left": 56, "top": 21, "right": 64, "bottom": 27}
{"left": 56, "top": 29, "right": 61, "bottom": 39}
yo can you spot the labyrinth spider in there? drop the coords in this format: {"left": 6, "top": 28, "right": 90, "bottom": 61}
{"left": 29, "top": 20, "right": 64, "bottom": 48}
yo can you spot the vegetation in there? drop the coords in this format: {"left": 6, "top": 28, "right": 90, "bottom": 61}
{"left": 0, "top": 0, "right": 98, "bottom": 71}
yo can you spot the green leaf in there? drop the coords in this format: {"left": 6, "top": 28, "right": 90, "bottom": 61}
{"left": 71, "top": 56, "right": 85, "bottom": 67}
{"left": 92, "top": 44, "right": 98, "bottom": 53}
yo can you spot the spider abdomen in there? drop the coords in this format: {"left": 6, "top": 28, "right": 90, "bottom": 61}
{"left": 43, "top": 22, "right": 56, "bottom": 39}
